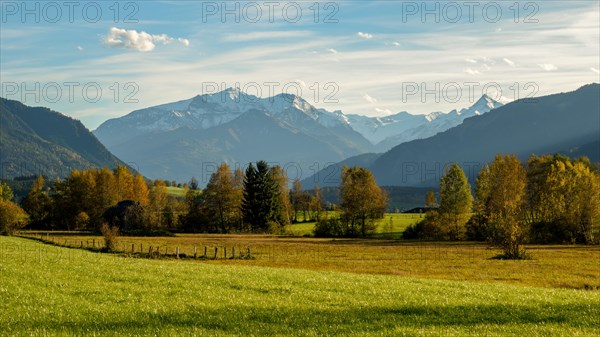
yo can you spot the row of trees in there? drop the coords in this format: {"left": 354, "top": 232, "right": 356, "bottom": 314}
{"left": 3, "top": 162, "right": 330, "bottom": 234}
{"left": 405, "top": 154, "right": 599, "bottom": 257}
{"left": 1, "top": 159, "right": 389, "bottom": 236}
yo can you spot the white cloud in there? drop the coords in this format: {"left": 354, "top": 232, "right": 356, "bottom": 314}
{"left": 357, "top": 32, "right": 373, "bottom": 39}
{"left": 103, "top": 27, "right": 190, "bottom": 52}
{"left": 538, "top": 63, "right": 558, "bottom": 71}
{"left": 391, "top": 41, "right": 400, "bottom": 46}
{"left": 363, "top": 93, "right": 377, "bottom": 104}
{"left": 465, "top": 58, "right": 477, "bottom": 64}
{"left": 295, "top": 79, "right": 307, "bottom": 88}
{"left": 76, "top": 45, "right": 83, "bottom": 51}
{"left": 224, "top": 30, "right": 311, "bottom": 42}
{"left": 326, "top": 48, "right": 338, "bottom": 54}
{"left": 375, "top": 108, "right": 392, "bottom": 115}
{"left": 178, "top": 38, "right": 190, "bottom": 47}
{"left": 591, "top": 67, "right": 599, "bottom": 74}
{"left": 465, "top": 68, "right": 481, "bottom": 75}
{"left": 503, "top": 58, "right": 515, "bottom": 67}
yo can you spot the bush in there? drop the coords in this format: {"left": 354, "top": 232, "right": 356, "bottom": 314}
{"left": 268, "top": 221, "right": 283, "bottom": 235}
{"left": 100, "top": 223, "right": 120, "bottom": 251}
{"left": 465, "top": 215, "right": 491, "bottom": 241}
{"left": 402, "top": 212, "right": 442, "bottom": 240}
{"left": 313, "top": 218, "right": 346, "bottom": 238}
{"left": 103, "top": 200, "right": 148, "bottom": 231}
{"left": 0, "top": 200, "right": 28, "bottom": 235}
{"left": 529, "top": 220, "right": 576, "bottom": 244}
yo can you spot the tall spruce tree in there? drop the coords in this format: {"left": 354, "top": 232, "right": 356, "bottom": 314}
{"left": 242, "top": 161, "right": 279, "bottom": 231}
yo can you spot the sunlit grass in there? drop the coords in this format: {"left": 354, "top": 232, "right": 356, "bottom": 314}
{"left": 20, "top": 232, "right": 600, "bottom": 289}
{"left": 1, "top": 236, "right": 599, "bottom": 336}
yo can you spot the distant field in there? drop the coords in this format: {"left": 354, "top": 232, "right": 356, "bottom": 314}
{"left": 285, "top": 213, "right": 424, "bottom": 237}
{"left": 165, "top": 186, "right": 187, "bottom": 197}
{"left": 2, "top": 236, "right": 599, "bottom": 336}
{"left": 21, "top": 232, "right": 600, "bottom": 290}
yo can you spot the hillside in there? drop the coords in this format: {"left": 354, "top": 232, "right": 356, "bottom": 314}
{"left": 0, "top": 98, "right": 127, "bottom": 179}
{"left": 371, "top": 83, "right": 600, "bottom": 186}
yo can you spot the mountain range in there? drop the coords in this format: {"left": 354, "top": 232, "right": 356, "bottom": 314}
{"left": 303, "top": 83, "right": 600, "bottom": 188}
{"left": 93, "top": 88, "right": 503, "bottom": 184}
{"left": 347, "top": 94, "right": 503, "bottom": 152}
{"left": 0, "top": 98, "right": 126, "bottom": 179}
{"left": 3, "top": 84, "right": 597, "bottom": 188}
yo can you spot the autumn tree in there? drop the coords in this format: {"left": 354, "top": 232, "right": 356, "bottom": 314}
{"left": 271, "top": 166, "right": 292, "bottom": 226}
{"left": 132, "top": 174, "right": 150, "bottom": 206}
{"left": 0, "top": 184, "right": 27, "bottom": 234}
{"left": 0, "top": 200, "right": 28, "bottom": 235}
{"left": 93, "top": 168, "right": 118, "bottom": 223}
{"left": 480, "top": 154, "right": 528, "bottom": 259}
{"left": 149, "top": 180, "right": 169, "bottom": 229}
{"left": 425, "top": 191, "right": 437, "bottom": 208}
{"left": 525, "top": 154, "right": 599, "bottom": 243}
{"left": 21, "top": 175, "right": 51, "bottom": 227}
{"left": 437, "top": 164, "right": 473, "bottom": 240}
{"left": 114, "top": 165, "right": 134, "bottom": 201}
{"left": 310, "top": 185, "right": 324, "bottom": 222}
{"left": 290, "top": 179, "right": 303, "bottom": 222}
{"left": 339, "top": 166, "right": 387, "bottom": 237}
{"left": 203, "top": 164, "right": 239, "bottom": 233}
{"left": 0, "top": 182, "right": 14, "bottom": 202}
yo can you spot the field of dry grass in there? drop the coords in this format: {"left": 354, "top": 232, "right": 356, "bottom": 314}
{"left": 19, "top": 231, "right": 600, "bottom": 290}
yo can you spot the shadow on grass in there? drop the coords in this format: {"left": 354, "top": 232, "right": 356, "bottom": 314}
{"left": 12, "top": 302, "right": 595, "bottom": 335}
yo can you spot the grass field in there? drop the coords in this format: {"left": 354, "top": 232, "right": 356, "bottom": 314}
{"left": 165, "top": 186, "right": 188, "bottom": 197}
{"left": 1, "top": 236, "right": 599, "bottom": 336}
{"left": 21, "top": 231, "right": 600, "bottom": 290}
{"left": 284, "top": 213, "right": 424, "bottom": 237}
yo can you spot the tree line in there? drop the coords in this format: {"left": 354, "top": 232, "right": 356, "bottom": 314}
{"left": 0, "top": 161, "right": 387, "bottom": 236}
{"left": 404, "top": 154, "right": 600, "bottom": 258}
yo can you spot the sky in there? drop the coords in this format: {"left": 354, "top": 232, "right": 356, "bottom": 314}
{"left": 1, "top": 0, "right": 599, "bottom": 130}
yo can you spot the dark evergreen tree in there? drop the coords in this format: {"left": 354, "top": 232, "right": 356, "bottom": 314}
{"left": 242, "top": 161, "right": 280, "bottom": 231}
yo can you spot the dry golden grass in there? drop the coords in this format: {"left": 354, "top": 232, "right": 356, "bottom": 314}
{"left": 22, "top": 231, "right": 600, "bottom": 290}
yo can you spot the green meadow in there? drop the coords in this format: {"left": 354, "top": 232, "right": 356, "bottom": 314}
{"left": 1, "top": 236, "right": 599, "bottom": 336}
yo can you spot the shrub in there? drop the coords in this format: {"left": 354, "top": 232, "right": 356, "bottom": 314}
{"left": 0, "top": 201, "right": 28, "bottom": 235}
{"left": 268, "top": 221, "right": 283, "bottom": 235}
{"left": 402, "top": 212, "right": 442, "bottom": 240}
{"left": 100, "top": 223, "right": 120, "bottom": 251}
{"left": 529, "top": 220, "right": 576, "bottom": 244}
{"left": 313, "top": 218, "right": 346, "bottom": 238}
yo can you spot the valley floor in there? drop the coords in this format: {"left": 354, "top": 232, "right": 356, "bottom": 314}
{"left": 1, "top": 236, "right": 599, "bottom": 336}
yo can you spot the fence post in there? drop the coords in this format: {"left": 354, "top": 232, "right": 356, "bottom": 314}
{"left": 194, "top": 246, "right": 197, "bottom": 259}
{"left": 224, "top": 247, "right": 227, "bottom": 259}
{"left": 46, "top": 232, "right": 49, "bottom": 241}
{"left": 204, "top": 246, "right": 207, "bottom": 258}
{"left": 214, "top": 247, "right": 218, "bottom": 259}
{"left": 176, "top": 247, "right": 180, "bottom": 259}
{"left": 148, "top": 246, "right": 152, "bottom": 257}
{"left": 232, "top": 247, "right": 235, "bottom": 259}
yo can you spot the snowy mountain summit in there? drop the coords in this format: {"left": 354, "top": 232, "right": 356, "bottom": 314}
{"left": 94, "top": 88, "right": 503, "bottom": 152}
